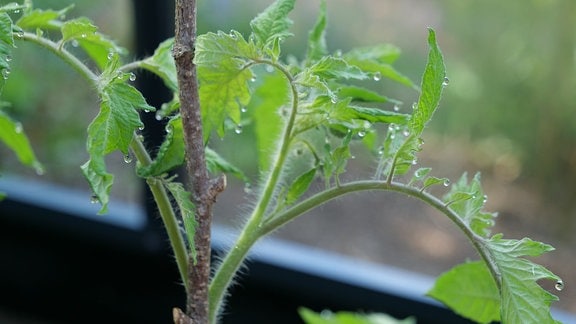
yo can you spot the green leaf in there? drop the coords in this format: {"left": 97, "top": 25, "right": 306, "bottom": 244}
{"left": 16, "top": 6, "right": 72, "bottom": 30}
{"left": 299, "top": 307, "right": 416, "bottom": 324}
{"left": 0, "top": 12, "right": 15, "bottom": 92}
{"left": 343, "top": 44, "right": 414, "bottom": 88}
{"left": 410, "top": 28, "right": 446, "bottom": 136}
{"left": 251, "top": 70, "right": 289, "bottom": 172}
{"left": 307, "top": 56, "right": 368, "bottom": 81}
{"left": 195, "top": 31, "right": 259, "bottom": 139}
{"left": 61, "top": 17, "right": 126, "bottom": 70}
{"left": 206, "top": 147, "right": 247, "bottom": 181}
{"left": 422, "top": 176, "right": 450, "bottom": 189}
{"left": 285, "top": 168, "right": 316, "bottom": 206}
{"left": 83, "top": 57, "right": 153, "bottom": 213}
{"left": 250, "top": 0, "right": 295, "bottom": 53}
{"left": 428, "top": 261, "right": 500, "bottom": 324}
{"left": 137, "top": 116, "right": 185, "bottom": 178}
{"left": 141, "top": 38, "right": 178, "bottom": 91}
{"left": 80, "top": 158, "right": 113, "bottom": 214}
{"left": 137, "top": 115, "right": 247, "bottom": 181}
{"left": 487, "top": 235, "right": 562, "bottom": 324}
{"left": 0, "top": 110, "right": 43, "bottom": 174}
{"left": 165, "top": 180, "right": 197, "bottom": 263}
{"left": 345, "top": 105, "right": 409, "bottom": 125}
{"left": 443, "top": 173, "right": 496, "bottom": 237}
{"left": 337, "top": 85, "right": 398, "bottom": 104}
{"left": 304, "top": 0, "right": 327, "bottom": 65}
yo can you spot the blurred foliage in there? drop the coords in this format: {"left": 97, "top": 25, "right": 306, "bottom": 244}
{"left": 434, "top": 0, "right": 576, "bottom": 210}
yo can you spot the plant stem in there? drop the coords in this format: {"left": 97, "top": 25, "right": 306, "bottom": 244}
{"left": 260, "top": 180, "right": 501, "bottom": 291}
{"left": 208, "top": 60, "right": 298, "bottom": 323}
{"left": 174, "top": 0, "right": 222, "bottom": 322}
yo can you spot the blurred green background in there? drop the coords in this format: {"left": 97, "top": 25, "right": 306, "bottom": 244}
{"left": 1, "top": 0, "right": 574, "bottom": 312}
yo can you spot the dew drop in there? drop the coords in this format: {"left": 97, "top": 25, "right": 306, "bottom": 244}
{"left": 250, "top": 76, "right": 257, "bottom": 82}
{"left": 411, "top": 159, "right": 417, "bottom": 165}
{"left": 265, "top": 65, "right": 274, "bottom": 73}
{"left": 13, "top": 9, "right": 20, "bottom": 14}
{"left": 229, "top": 32, "right": 237, "bottom": 40}
{"left": 482, "top": 195, "right": 488, "bottom": 203}
{"left": 5, "top": 55, "right": 12, "bottom": 62}
{"left": 442, "top": 76, "right": 450, "bottom": 87}
{"left": 372, "top": 72, "right": 382, "bottom": 81}
{"left": 81, "top": 33, "right": 87, "bottom": 38}
{"left": 377, "top": 146, "right": 384, "bottom": 156}
{"left": 71, "top": 39, "right": 79, "bottom": 47}
{"left": 234, "top": 124, "right": 243, "bottom": 134}
{"left": 129, "top": 72, "right": 136, "bottom": 82}
{"left": 402, "top": 129, "right": 410, "bottom": 137}
{"left": 14, "top": 122, "right": 22, "bottom": 133}
{"left": 443, "top": 179, "right": 451, "bottom": 187}
{"left": 155, "top": 113, "right": 163, "bottom": 121}
{"left": 15, "top": 30, "right": 24, "bottom": 38}
{"left": 330, "top": 96, "right": 338, "bottom": 104}
{"left": 35, "top": 165, "right": 45, "bottom": 176}
{"left": 389, "top": 133, "right": 396, "bottom": 140}
{"left": 107, "top": 51, "right": 115, "bottom": 60}
{"left": 2, "top": 68, "right": 10, "bottom": 80}
{"left": 123, "top": 154, "right": 133, "bottom": 164}
{"left": 393, "top": 104, "right": 400, "bottom": 112}
{"left": 412, "top": 102, "right": 418, "bottom": 110}
{"left": 357, "top": 130, "right": 366, "bottom": 138}
{"left": 144, "top": 108, "right": 151, "bottom": 113}
{"left": 243, "top": 183, "right": 252, "bottom": 194}
{"left": 320, "top": 310, "right": 333, "bottom": 319}
{"left": 334, "top": 49, "right": 342, "bottom": 57}
{"left": 138, "top": 125, "right": 145, "bottom": 131}
{"left": 555, "top": 280, "right": 564, "bottom": 291}
{"left": 414, "top": 169, "right": 426, "bottom": 178}
{"left": 240, "top": 107, "right": 247, "bottom": 113}
{"left": 90, "top": 194, "right": 99, "bottom": 204}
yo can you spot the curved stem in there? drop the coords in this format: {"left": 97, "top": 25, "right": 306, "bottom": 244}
{"left": 260, "top": 180, "right": 501, "bottom": 291}
{"left": 208, "top": 60, "right": 299, "bottom": 323}
{"left": 20, "top": 31, "right": 191, "bottom": 291}
{"left": 21, "top": 32, "right": 98, "bottom": 83}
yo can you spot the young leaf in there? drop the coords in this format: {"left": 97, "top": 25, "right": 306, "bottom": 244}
{"left": 141, "top": 38, "right": 178, "bottom": 91}
{"left": 250, "top": 0, "right": 295, "bottom": 53}
{"left": 443, "top": 173, "right": 496, "bottom": 237}
{"left": 343, "top": 44, "right": 415, "bottom": 89}
{"left": 61, "top": 17, "right": 126, "bottom": 70}
{"left": 16, "top": 6, "right": 73, "bottom": 30}
{"left": 307, "top": 56, "right": 368, "bottom": 81}
{"left": 81, "top": 158, "right": 113, "bottom": 214}
{"left": 0, "top": 110, "right": 43, "bottom": 174}
{"left": 83, "top": 57, "right": 154, "bottom": 213}
{"left": 284, "top": 168, "right": 316, "bottom": 206}
{"left": 337, "top": 85, "right": 396, "bottom": 103}
{"left": 165, "top": 180, "right": 197, "bottom": 263}
{"left": 0, "top": 12, "right": 15, "bottom": 92}
{"left": 428, "top": 261, "right": 500, "bottom": 324}
{"left": 488, "top": 235, "right": 562, "bottom": 324}
{"left": 137, "top": 116, "right": 185, "bottom": 178}
{"left": 410, "top": 28, "right": 446, "bottom": 136}
{"left": 194, "top": 31, "right": 259, "bottom": 139}
{"left": 304, "top": 0, "right": 327, "bottom": 65}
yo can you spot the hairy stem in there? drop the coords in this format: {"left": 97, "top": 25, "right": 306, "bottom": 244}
{"left": 261, "top": 180, "right": 501, "bottom": 290}
{"left": 208, "top": 60, "right": 298, "bottom": 323}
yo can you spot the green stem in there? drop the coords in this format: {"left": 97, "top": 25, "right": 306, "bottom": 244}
{"left": 260, "top": 180, "right": 501, "bottom": 291}
{"left": 20, "top": 31, "right": 191, "bottom": 292}
{"left": 208, "top": 60, "right": 299, "bottom": 323}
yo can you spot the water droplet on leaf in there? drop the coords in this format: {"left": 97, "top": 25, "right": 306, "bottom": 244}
{"left": 265, "top": 65, "right": 274, "bottom": 73}
{"left": 2, "top": 68, "right": 11, "bottom": 79}
{"left": 14, "top": 122, "right": 22, "bottom": 133}
{"left": 402, "top": 129, "right": 410, "bottom": 137}
{"left": 334, "top": 49, "right": 342, "bottom": 57}
{"left": 442, "top": 76, "right": 450, "bottom": 87}
{"left": 16, "top": 30, "right": 24, "bottom": 38}
{"left": 443, "top": 179, "right": 451, "bottom": 187}
{"left": 107, "top": 52, "right": 115, "bottom": 60}
{"left": 71, "top": 39, "right": 79, "bottom": 47}
{"left": 357, "top": 130, "right": 366, "bottom": 138}
{"left": 234, "top": 124, "right": 243, "bottom": 134}
{"left": 240, "top": 107, "right": 247, "bottom": 113}
{"left": 555, "top": 280, "right": 564, "bottom": 291}
{"left": 123, "top": 154, "right": 133, "bottom": 163}
{"left": 129, "top": 72, "right": 136, "bottom": 82}
{"left": 372, "top": 72, "right": 382, "bottom": 81}
{"left": 393, "top": 104, "right": 400, "bottom": 112}
{"left": 229, "top": 32, "right": 237, "bottom": 40}
{"left": 244, "top": 183, "right": 252, "bottom": 194}
{"left": 81, "top": 33, "right": 87, "bottom": 38}
{"left": 90, "top": 194, "right": 99, "bottom": 204}
{"left": 482, "top": 195, "right": 488, "bottom": 203}
{"left": 411, "top": 159, "right": 417, "bottom": 165}
{"left": 330, "top": 96, "right": 338, "bottom": 104}
{"left": 155, "top": 113, "right": 163, "bottom": 120}
{"left": 5, "top": 55, "right": 12, "bottom": 62}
